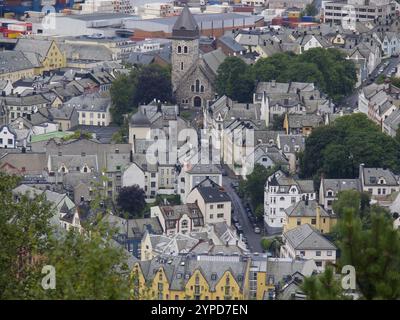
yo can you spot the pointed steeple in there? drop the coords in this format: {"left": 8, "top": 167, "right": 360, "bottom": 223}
{"left": 171, "top": 5, "right": 199, "bottom": 40}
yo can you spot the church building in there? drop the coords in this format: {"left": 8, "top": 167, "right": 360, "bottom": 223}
{"left": 171, "top": 6, "right": 226, "bottom": 108}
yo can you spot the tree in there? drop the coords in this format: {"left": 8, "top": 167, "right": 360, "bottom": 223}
{"left": 38, "top": 222, "right": 131, "bottom": 300}
{"left": 116, "top": 185, "right": 146, "bottom": 218}
{"left": 240, "top": 164, "right": 276, "bottom": 209}
{"left": 110, "top": 70, "right": 138, "bottom": 125}
{"left": 251, "top": 48, "right": 357, "bottom": 102}
{"left": 300, "top": 113, "right": 400, "bottom": 179}
{"left": 110, "top": 65, "right": 173, "bottom": 126}
{"left": 270, "top": 114, "right": 285, "bottom": 130}
{"left": 302, "top": 267, "right": 347, "bottom": 300}
{"left": 303, "top": 3, "right": 319, "bottom": 17}
{"left": 333, "top": 190, "right": 400, "bottom": 299}
{"left": 62, "top": 130, "right": 93, "bottom": 141}
{"left": 0, "top": 173, "right": 133, "bottom": 299}
{"left": 216, "top": 56, "right": 254, "bottom": 102}
{"left": 0, "top": 173, "right": 54, "bottom": 299}
{"left": 133, "top": 64, "right": 173, "bottom": 106}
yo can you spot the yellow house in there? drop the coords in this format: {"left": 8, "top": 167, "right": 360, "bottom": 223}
{"left": 14, "top": 39, "right": 67, "bottom": 75}
{"left": 131, "top": 253, "right": 318, "bottom": 300}
{"left": 283, "top": 199, "right": 337, "bottom": 234}
{"left": 131, "top": 254, "right": 251, "bottom": 300}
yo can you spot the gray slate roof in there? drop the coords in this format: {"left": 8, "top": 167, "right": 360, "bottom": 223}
{"left": 284, "top": 224, "right": 337, "bottom": 251}
{"left": 0, "top": 51, "right": 35, "bottom": 75}
{"left": 171, "top": 6, "right": 199, "bottom": 40}
{"left": 285, "top": 200, "right": 330, "bottom": 218}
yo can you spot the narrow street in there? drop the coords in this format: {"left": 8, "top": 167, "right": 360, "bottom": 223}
{"left": 340, "top": 56, "right": 400, "bottom": 111}
{"left": 222, "top": 175, "right": 263, "bottom": 253}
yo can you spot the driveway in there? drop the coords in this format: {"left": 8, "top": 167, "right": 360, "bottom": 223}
{"left": 222, "top": 175, "right": 263, "bottom": 253}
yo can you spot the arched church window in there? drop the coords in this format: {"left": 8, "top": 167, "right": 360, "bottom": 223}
{"left": 177, "top": 46, "right": 182, "bottom": 53}
{"left": 191, "top": 85, "right": 195, "bottom": 92}
{"left": 195, "top": 79, "right": 200, "bottom": 92}
{"left": 184, "top": 46, "right": 188, "bottom": 53}
{"left": 200, "top": 85, "right": 204, "bottom": 93}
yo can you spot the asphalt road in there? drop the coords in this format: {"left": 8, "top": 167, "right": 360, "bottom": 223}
{"left": 340, "top": 56, "right": 400, "bottom": 111}
{"left": 222, "top": 175, "right": 263, "bottom": 253}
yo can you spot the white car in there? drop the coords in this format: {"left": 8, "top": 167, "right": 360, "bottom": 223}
{"left": 254, "top": 227, "right": 261, "bottom": 234}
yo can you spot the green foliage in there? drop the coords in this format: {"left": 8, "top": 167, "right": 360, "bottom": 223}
{"left": 0, "top": 173, "right": 132, "bottom": 299}
{"left": 303, "top": 3, "right": 318, "bottom": 16}
{"left": 0, "top": 173, "right": 54, "bottom": 299}
{"left": 155, "top": 194, "right": 182, "bottom": 206}
{"left": 302, "top": 267, "right": 347, "bottom": 300}
{"left": 180, "top": 111, "right": 192, "bottom": 121}
{"left": 111, "top": 118, "right": 129, "bottom": 144}
{"left": 260, "top": 238, "right": 272, "bottom": 251}
{"left": 133, "top": 64, "right": 173, "bottom": 106}
{"left": 239, "top": 164, "right": 276, "bottom": 209}
{"left": 252, "top": 48, "right": 357, "bottom": 102}
{"left": 215, "top": 56, "right": 254, "bottom": 102}
{"left": 38, "top": 223, "right": 131, "bottom": 300}
{"left": 255, "top": 204, "right": 264, "bottom": 219}
{"left": 375, "top": 74, "right": 386, "bottom": 84}
{"left": 270, "top": 114, "right": 285, "bottom": 130}
{"left": 62, "top": 130, "right": 93, "bottom": 141}
{"left": 330, "top": 190, "right": 400, "bottom": 299}
{"left": 110, "top": 65, "right": 173, "bottom": 125}
{"left": 390, "top": 76, "right": 400, "bottom": 87}
{"left": 300, "top": 113, "right": 400, "bottom": 178}
{"left": 110, "top": 70, "right": 138, "bottom": 126}
{"left": 116, "top": 185, "right": 146, "bottom": 219}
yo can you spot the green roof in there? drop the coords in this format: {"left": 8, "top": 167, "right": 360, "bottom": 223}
{"left": 31, "top": 131, "right": 72, "bottom": 143}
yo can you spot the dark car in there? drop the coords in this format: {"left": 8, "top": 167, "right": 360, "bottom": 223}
{"left": 232, "top": 216, "right": 239, "bottom": 224}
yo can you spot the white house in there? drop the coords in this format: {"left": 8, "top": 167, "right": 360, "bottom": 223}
{"left": 0, "top": 125, "right": 17, "bottom": 149}
{"left": 264, "top": 170, "right": 315, "bottom": 234}
{"left": 280, "top": 224, "right": 337, "bottom": 272}
{"left": 359, "top": 163, "right": 400, "bottom": 198}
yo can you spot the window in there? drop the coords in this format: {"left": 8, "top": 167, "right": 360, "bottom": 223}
{"left": 311, "top": 218, "right": 316, "bottom": 225}
{"left": 217, "top": 213, "right": 224, "bottom": 218}
{"left": 184, "top": 46, "right": 188, "bottom": 53}
{"left": 315, "top": 261, "right": 322, "bottom": 267}
{"left": 327, "top": 251, "right": 332, "bottom": 256}
{"left": 316, "top": 251, "right": 321, "bottom": 256}
{"left": 180, "top": 62, "right": 184, "bottom": 70}
{"left": 177, "top": 46, "right": 182, "bottom": 53}
{"left": 210, "top": 205, "right": 213, "bottom": 209}
{"left": 217, "top": 204, "right": 224, "bottom": 209}
{"left": 7, "top": 139, "right": 12, "bottom": 145}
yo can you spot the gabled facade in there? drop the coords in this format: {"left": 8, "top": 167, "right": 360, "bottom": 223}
{"left": 264, "top": 170, "right": 316, "bottom": 234}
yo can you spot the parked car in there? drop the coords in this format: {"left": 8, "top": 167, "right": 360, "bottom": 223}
{"left": 254, "top": 226, "right": 261, "bottom": 234}
{"left": 232, "top": 216, "right": 239, "bottom": 224}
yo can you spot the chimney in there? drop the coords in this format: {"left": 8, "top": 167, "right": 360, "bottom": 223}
{"left": 316, "top": 205, "right": 321, "bottom": 231}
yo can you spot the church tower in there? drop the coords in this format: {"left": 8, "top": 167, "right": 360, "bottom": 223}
{"left": 171, "top": 6, "right": 200, "bottom": 94}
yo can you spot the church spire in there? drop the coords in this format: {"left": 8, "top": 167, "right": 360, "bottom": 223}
{"left": 171, "top": 5, "right": 199, "bottom": 40}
